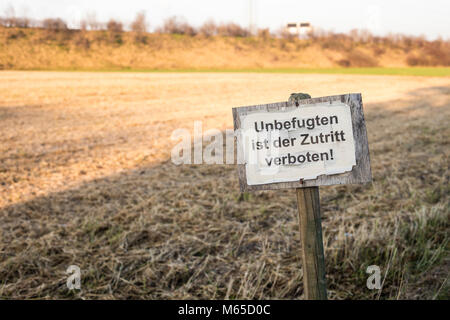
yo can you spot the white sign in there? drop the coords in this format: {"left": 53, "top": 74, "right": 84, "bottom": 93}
{"left": 239, "top": 101, "right": 356, "bottom": 185}
{"left": 233, "top": 94, "right": 372, "bottom": 191}
{"left": 239, "top": 101, "right": 356, "bottom": 186}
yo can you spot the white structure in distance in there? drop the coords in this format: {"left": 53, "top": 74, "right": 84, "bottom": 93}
{"left": 286, "top": 22, "right": 312, "bottom": 39}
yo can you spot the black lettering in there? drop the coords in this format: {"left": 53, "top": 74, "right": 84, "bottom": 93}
{"left": 301, "top": 134, "right": 309, "bottom": 145}
{"left": 297, "top": 154, "right": 306, "bottom": 163}
{"left": 274, "top": 120, "right": 282, "bottom": 130}
{"left": 289, "top": 153, "right": 296, "bottom": 164}
{"left": 320, "top": 151, "right": 330, "bottom": 161}
{"left": 315, "top": 115, "right": 321, "bottom": 126}
{"left": 330, "top": 115, "right": 338, "bottom": 124}
{"left": 254, "top": 121, "right": 263, "bottom": 132}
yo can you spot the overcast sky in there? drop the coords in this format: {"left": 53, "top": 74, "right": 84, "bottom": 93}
{"left": 1, "top": 0, "right": 449, "bottom": 39}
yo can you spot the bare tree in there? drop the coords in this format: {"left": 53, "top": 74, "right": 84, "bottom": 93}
{"left": 258, "top": 28, "right": 270, "bottom": 40}
{"left": 131, "top": 11, "right": 147, "bottom": 33}
{"left": 3, "top": 4, "right": 15, "bottom": 27}
{"left": 80, "top": 19, "right": 87, "bottom": 31}
{"left": 107, "top": 19, "right": 123, "bottom": 33}
{"left": 199, "top": 19, "right": 217, "bottom": 37}
{"left": 18, "top": 5, "right": 30, "bottom": 28}
{"left": 42, "top": 18, "right": 67, "bottom": 30}
{"left": 161, "top": 16, "right": 197, "bottom": 36}
{"left": 1, "top": 4, "right": 30, "bottom": 28}
{"left": 217, "top": 23, "right": 249, "bottom": 37}
{"left": 14, "top": 17, "right": 29, "bottom": 28}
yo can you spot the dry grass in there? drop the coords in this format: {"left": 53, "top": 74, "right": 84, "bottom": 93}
{"left": 1, "top": 27, "right": 449, "bottom": 70}
{"left": 0, "top": 72, "right": 449, "bottom": 299}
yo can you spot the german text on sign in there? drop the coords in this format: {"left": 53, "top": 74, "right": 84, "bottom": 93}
{"left": 240, "top": 102, "right": 356, "bottom": 185}
{"left": 232, "top": 94, "right": 371, "bottom": 191}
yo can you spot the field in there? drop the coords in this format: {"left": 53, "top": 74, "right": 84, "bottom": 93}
{"left": 0, "top": 71, "right": 449, "bottom": 299}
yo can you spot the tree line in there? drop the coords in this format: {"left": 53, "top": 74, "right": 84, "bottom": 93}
{"left": 1, "top": 7, "right": 449, "bottom": 66}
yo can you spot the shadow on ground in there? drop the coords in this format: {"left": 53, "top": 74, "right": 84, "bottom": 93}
{"left": 0, "top": 86, "right": 449, "bottom": 299}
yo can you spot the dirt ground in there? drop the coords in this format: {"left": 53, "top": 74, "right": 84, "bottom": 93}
{"left": 0, "top": 71, "right": 449, "bottom": 299}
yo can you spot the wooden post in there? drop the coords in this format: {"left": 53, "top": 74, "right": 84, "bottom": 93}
{"left": 233, "top": 93, "right": 372, "bottom": 300}
{"left": 296, "top": 186, "right": 327, "bottom": 300}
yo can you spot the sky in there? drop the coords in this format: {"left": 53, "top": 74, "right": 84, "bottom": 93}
{"left": 1, "top": 0, "right": 449, "bottom": 39}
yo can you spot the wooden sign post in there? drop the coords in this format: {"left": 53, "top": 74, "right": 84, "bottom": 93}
{"left": 296, "top": 186, "right": 327, "bottom": 299}
{"left": 232, "top": 93, "right": 371, "bottom": 300}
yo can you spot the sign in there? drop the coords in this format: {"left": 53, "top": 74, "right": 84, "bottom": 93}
{"left": 233, "top": 93, "right": 371, "bottom": 191}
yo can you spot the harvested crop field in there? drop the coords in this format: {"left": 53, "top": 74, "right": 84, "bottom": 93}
{"left": 0, "top": 71, "right": 449, "bottom": 299}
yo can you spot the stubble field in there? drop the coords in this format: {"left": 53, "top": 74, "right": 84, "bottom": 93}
{"left": 0, "top": 71, "right": 449, "bottom": 299}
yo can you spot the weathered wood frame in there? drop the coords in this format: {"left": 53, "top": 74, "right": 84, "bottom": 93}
{"left": 232, "top": 93, "right": 371, "bottom": 192}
